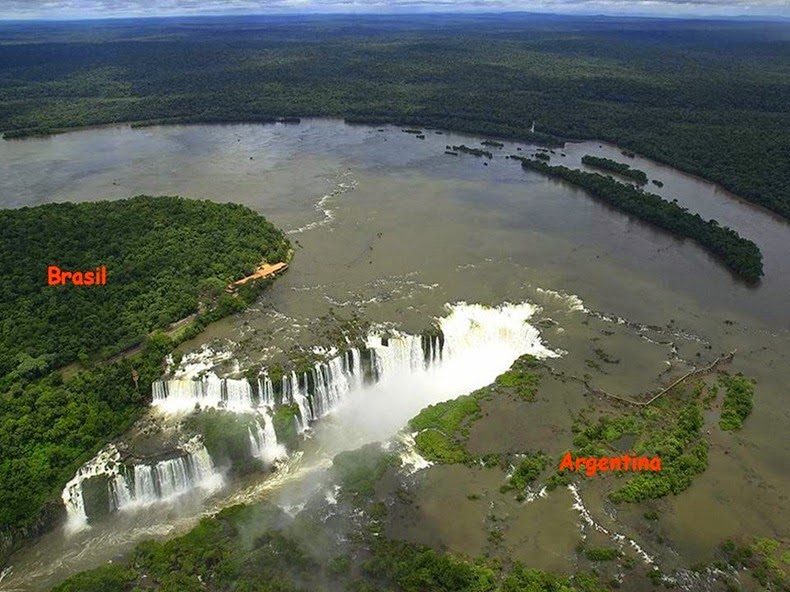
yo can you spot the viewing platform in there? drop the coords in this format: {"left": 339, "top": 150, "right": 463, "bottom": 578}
{"left": 225, "top": 262, "right": 289, "bottom": 293}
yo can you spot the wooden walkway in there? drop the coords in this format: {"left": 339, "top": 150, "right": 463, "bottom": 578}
{"left": 585, "top": 350, "right": 736, "bottom": 407}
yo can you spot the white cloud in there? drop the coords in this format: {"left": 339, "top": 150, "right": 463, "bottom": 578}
{"left": 0, "top": 0, "right": 788, "bottom": 19}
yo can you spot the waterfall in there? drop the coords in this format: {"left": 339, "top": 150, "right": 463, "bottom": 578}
{"left": 248, "top": 411, "right": 287, "bottom": 463}
{"left": 61, "top": 445, "right": 123, "bottom": 534}
{"left": 151, "top": 302, "right": 557, "bottom": 428}
{"left": 125, "top": 448, "right": 218, "bottom": 505}
{"left": 64, "top": 302, "right": 557, "bottom": 532}
{"left": 257, "top": 374, "right": 275, "bottom": 407}
{"left": 152, "top": 375, "right": 254, "bottom": 413}
{"left": 61, "top": 439, "right": 223, "bottom": 533}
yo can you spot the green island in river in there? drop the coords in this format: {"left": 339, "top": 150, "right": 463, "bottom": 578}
{"left": 513, "top": 156, "right": 764, "bottom": 283}
{"left": 581, "top": 155, "right": 649, "bottom": 186}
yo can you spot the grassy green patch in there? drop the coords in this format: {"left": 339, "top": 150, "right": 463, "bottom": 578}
{"left": 584, "top": 546, "right": 621, "bottom": 561}
{"left": 414, "top": 429, "right": 470, "bottom": 464}
{"left": 272, "top": 404, "right": 302, "bottom": 450}
{"left": 409, "top": 393, "right": 482, "bottom": 464}
{"left": 610, "top": 400, "right": 708, "bottom": 503}
{"left": 718, "top": 374, "right": 755, "bottom": 431}
{"left": 51, "top": 564, "right": 132, "bottom": 592}
{"left": 720, "top": 537, "right": 789, "bottom": 590}
{"left": 563, "top": 378, "right": 724, "bottom": 503}
{"left": 409, "top": 355, "right": 545, "bottom": 464}
{"left": 409, "top": 394, "right": 482, "bottom": 434}
{"left": 183, "top": 411, "right": 261, "bottom": 475}
{"left": 494, "top": 354, "right": 543, "bottom": 401}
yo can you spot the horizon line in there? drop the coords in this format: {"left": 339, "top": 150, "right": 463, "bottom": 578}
{"left": 1, "top": 9, "right": 789, "bottom": 24}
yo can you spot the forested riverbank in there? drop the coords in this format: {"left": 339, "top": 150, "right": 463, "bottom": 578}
{"left": 1, "top": 15, "right": 788, "bottom": 219}
{"left": 0, "top": 196, "right": 290, "bottom": 563}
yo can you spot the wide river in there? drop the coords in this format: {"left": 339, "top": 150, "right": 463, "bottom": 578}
{"left": 0, "top": 119, "right": 788, "bottom": 590}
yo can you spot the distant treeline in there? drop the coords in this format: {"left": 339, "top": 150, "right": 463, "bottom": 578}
{"left": 0, "top": 15, "right": 788, "bottom": 219}
{"left": 514, "top": 157, "right": 763, "bottom": 283}
{"left": 582, "top": 155, "right": 648, "bottom": 185}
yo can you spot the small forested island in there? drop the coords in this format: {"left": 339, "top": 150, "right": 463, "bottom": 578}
{"left": 582, "top": 155, "right": 649, "bottom": 185}
{"left": 0, "top": 196, "right": 290, "bottom": 561}
{"left": 514, "top": 157, "right": 763, "bottom": 283}
{"left": 451, "top": 144, "right": 493, "bottom": 158}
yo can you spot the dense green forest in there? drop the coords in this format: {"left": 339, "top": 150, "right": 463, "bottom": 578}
{"left": 515, "top": 157, "right": 764, "bottom": 282}
{"left": 0, "top": 15, "right": 788, "bottom": 219}
{"left": 581, "top": 155, "right": 648, "bottom": 184}
{"left": 0, "top": 197, "right": 289, "bottom": 561}
{"left": 0, "top": 196, "right": 289, "bottom": 376}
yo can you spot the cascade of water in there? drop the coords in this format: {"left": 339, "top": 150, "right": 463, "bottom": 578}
{"left": 248, "top": 411, "right": 287, "bottom": 463}
{"left": 152, "top": 375, "right": 254, "bottom": 413}
{"left": 224, "top": 378, "right": 255, "bottom": 410}
{"left": 108, "top": 471, "right": 133, "bottom": 512}
{"left": 61, "top": 440, "right": 223, "bottom": 532}
{"left": 258, "top": 375, "right": 275, "bottom": 407}
{"left": 65, "top": 302, "right": 557, "bottom": 534}
{"left": 439, "top": 302, "right": 549, "bottom": 359}
{"left": 288, "top": 370, "right": 312, "bottom": 431}
{"left": 61, "top": 445, "right": 123, "bottom": 534}
{"left": 367, "top": 333, "right": 426, "bottom": 377}
{"left": 116, "top": 443, "right": 222, "bottom": 509}
{"left": 149, "top": 303, "right": 557, "bottom": 432}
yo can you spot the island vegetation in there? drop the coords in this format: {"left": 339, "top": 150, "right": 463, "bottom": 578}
{"left": 450, "top": 144, "right": 493, "bottom": 158}
{"left": 718, "top": 374, "right": 755, "bottom": 431}
{"left": 0, "top": 196, "right": 290, "bottom": 562}
{"left": 514, "top": 157, "right": 763, "bottom": 283}
{"left": 581, "top": 155, "right": 648, "bottom": 184}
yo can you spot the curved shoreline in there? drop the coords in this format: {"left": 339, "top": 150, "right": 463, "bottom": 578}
{"left": 3, "top": 115, "right": 786, "bottom": 225}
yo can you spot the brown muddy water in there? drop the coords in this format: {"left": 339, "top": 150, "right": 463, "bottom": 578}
{"left": 0, "top": 119, "right": 787, "bottom": 590}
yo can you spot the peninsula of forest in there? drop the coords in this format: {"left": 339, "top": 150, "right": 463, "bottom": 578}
{"left": 0, "top": 195, "right": 290, "bottom": 562}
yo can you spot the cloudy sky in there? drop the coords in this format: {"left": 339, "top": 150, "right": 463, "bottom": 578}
{"left": 1, "top": 0, "right": 788, "bottom": 19}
